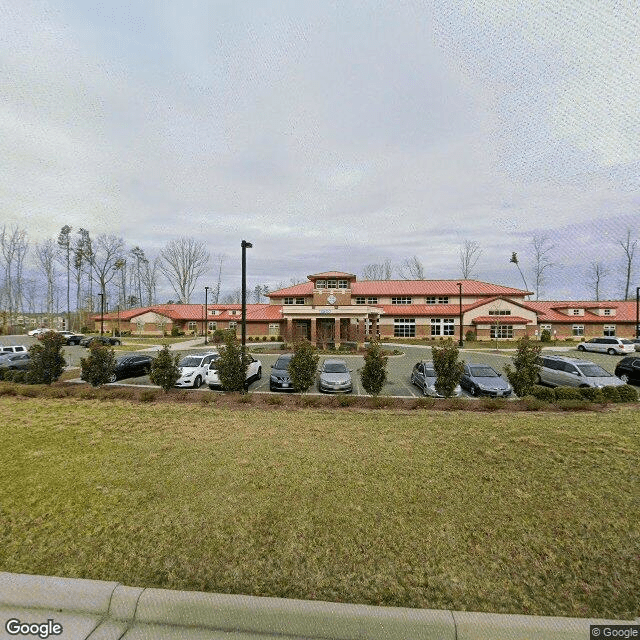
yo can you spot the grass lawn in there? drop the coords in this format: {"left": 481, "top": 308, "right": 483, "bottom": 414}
{"left": 0, "top": 397, "right": 637, "bottom": 619}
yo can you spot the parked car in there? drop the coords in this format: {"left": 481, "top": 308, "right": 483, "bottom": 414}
{"left": 0, "top": 353, "right": 32, "bottom": 370}
{"left": 614, "top": 356, "right": 640, "bottom": 385}
{"left": 108, "top": 354, "right": 154, "bottom": 383}
{"left": 28, "top": 328, "right": 52, "bottom": 336}
{"left": 538, "top": 355, "right": 624, "bottom": 388}
{"left": 460, "top": 363, "right": 513, "bottom": 397}
{"left": 205, "top": 353, "right": 262, "bottom": 389}
{"left": 64, "top": 334, "right": 85, "bottom": 345}
{"left": 175, "top": 352, "right": 218, "bottom": 388}
{"left": 576, "top": 337, "right": 635, "bottom": 355}
{"left": 80, "top": 336, "right": 122, "bottom": 347}
{"left": 0, "top": 345, "right": 28, "bottom": 354}
{"left": 318, "top": 358, "right": 353, "bottom": 393}
{"left": 630, "top": 338, "right": 640, "bottom": 352}
{"left": 410, "top": 360, "right": 462, "bottom": 397}
{"left": 270, "top": 354, "right": 295, "bottom": 391}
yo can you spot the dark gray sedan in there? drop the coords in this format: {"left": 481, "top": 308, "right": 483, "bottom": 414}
{"left": 410, "top": 361, "right": 462, "bottom": 397}
{"left": 460, "top": 363, "right": 513, "bottom": 397}
{"left": 0, "top": 353, "right": 32, "bottom": 371}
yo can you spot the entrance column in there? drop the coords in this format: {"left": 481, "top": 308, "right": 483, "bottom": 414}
{"left": 285, "top": 318, "right": 293, "bottom": 344}
{"left": 310, "top": 317, "right": 317, "bottom": 345}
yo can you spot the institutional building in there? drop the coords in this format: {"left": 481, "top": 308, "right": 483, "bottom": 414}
{"left": 92, "top": 271, "right": 640, "bottom": 343}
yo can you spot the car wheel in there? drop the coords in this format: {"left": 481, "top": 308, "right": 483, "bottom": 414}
{"left": 209, "top": 385, "right": 216, "bottom": 390}
{"left": 422, "top": 385, "right": 429, "bottom": 397}
{"left": 193, "top": 375, "right": 202, "bottom": 389}
{"left": 257, "top": 367, "right": 262, "bottom": 380}
{"left": 620, "top": 374, "right": 629, "bottom": 383}
{"left": 607, "top": 348, "right": 616, "bottom": 355}
{"left": 577, "top": 345, "right": 585, "bottom": 351}
{"left": 108, "top": 373, "right": 117, "bottom": 383}
{"left": 469, "top": 385, "right": 477, "bottom": 396}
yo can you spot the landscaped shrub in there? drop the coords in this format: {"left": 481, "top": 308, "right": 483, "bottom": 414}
{"left": 211, "top": 329, "right": 226, "bottom": 344}
{"left": 235, "top": 393, "right": 254, "bottom": 403}
{"left": 360, "top": 341, "right": 388, "bottom": 396}
{"left": 41, "top": 386, "right": 70, "bottom": 399}
{"left": 432, "top": 339, "right": 464, "bottom": 398}
{"left": 578, "top": 387, "right": 606, "bottom": 403}
{"left": 265, "top": 395, "right": 284, "bottom": 405}
{"left": 617, "top": 384, "right": 638, "bottom": 402}
{"left": 441, "top": 397, "right": 467, "bottom": 410}
{"left": 480, "top": 398, "right": 507, "bottom": 411}
{"left": 217, "top": 333, "right": 249, "bottom": 392}
{"left": 289, "top": 339, "right": 319, "bottom": 393}
{"left": 555, "top": 399, "right": 593, "bottom": 411}
{"left": 138, "top": 389, "right": 158, "bottom": 403}
{"left": 0, "top": 382, "right": 17, "bottom": 395}
{"left": 149, "top": 344, "right": 181, "bottom": 392}
{"left": 27, "top": 330, "right": 66, "bottom": 384}
{"left": 503, "top": 337, "right": 542, "bottom": 397}
{"left": 299, "top": 395, "right": 321, "bottom": 407}
{"left": 199, "top": 393, "right": 218, "bottom": 404}
{"left": 80, "top": 342, "right": 117, "bottom": 387}
{"left": 17, "top": 385, "right": 38, "bottom": 396}
{"left": 554, "top": 386, "right": 583, "bottom": 400}
{"left": 540, "top": 329, "right": 552, "bottom": 342}
{"left": 270, "top": 336, "right": 276, "bottom": 342}
{"left": 520, "top": 395, "right": 548, "bottom": 411}
{"left": 413, "top": 397, "right": 435, "bottom": 409}
{"left": 601, "top": 386, "right": 622, "bottom": 403}
{"left": 368, "top": 396, "right": 393, "bottom": 409}
{"left": 11, "top": 371, "right": 27, "bottom": 384}
{"left": 465, "top": 330, "right": 476, "bottom": 342}
{"left": 530, "top": 384, "right": 555, "bottom": 402}
{"left": 170, "top": 326, "right": 182, "bottom": 337}
{"left": 337, "top": 395, "right": 357, "bottom": 407}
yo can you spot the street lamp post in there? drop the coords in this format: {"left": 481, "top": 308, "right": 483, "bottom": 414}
{"left": 204, "top": 286, "right": 209, "bottom": 345}
{"left": 636, "top": 286, "right": 639, "bottom": 339}
{"left": 241, "top": 241, "right": 252, "bottom": 354}
{"left": 98, "top": 292, "right": 104, "bottom": 336}
{"left": 457, "top": 282, "right": 464, "bottom": 347}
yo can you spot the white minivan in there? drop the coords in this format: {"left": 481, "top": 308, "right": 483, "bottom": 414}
{"left": 1, "top": 345, "right": 28, "bottom": 354}
{"left": 576, "top": 337, "right": 635, "bottom": 355}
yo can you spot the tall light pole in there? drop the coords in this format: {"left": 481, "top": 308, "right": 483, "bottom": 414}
{"left": 636, "top": 286, "right": 639, "bottom": 339}
{"left": 241, "top": 241, "right": 252, "bottom": 353}
{"left": 457, "top": 282, "right": 464, "bottom": 347}
{"left": 98, "top": 292, "right": 104, "bottom": 336}
{"left": 204, "top": 286, "right": 210, "bottom": 345}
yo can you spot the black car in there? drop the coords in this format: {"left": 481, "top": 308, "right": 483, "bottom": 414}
{"left": 65, "top": 334, "right": 85, "bottom": 345}
{"left": 614, "top": 356, "right": 640, "bottom": 385}
{"left": 80, "top": 336, "right": 122, "bottom": 347}
{"left": 108, "top": 354, "right": 154, "bottom": 383}
{"left": 269, "top": 354, "right": 295, "bottom": 391}
{"left": 0, "top": 353, "right": 32, "bottom": 371}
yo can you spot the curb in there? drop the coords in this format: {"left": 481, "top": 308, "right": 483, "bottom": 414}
{"left": 1, "top": 572, "right": 637, "bottom": 640}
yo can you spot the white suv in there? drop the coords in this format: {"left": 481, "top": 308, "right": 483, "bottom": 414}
{"left": 175, "top": 352, "right": 218, "bottom": 388}
{"left": 576, "top": 337, "right": 635, "bottom": 355}
{"left": 1, "top": 345, "right": 28, "bottom": 354}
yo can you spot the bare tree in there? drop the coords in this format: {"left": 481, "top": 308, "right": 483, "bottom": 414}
{"left": 509, "top": 252, "right": 529, "bottom": 294}
{"left": 617, "top": 229, "right": 638, "bottom": 300}
{"left": 56, "top": 225, "right": 72, "bottom": 329}
{"left": 158, "top": 237, "right": 210, "bottom": 304}
{"left": 586, "top": 261, "right": 609, "bottom": 301}
{"left": 362, "top": 260, "right": 393, "bottom": 280}
{"left": 89, "top": 235, "right": 125, "bottom": 305}
{"left": 0, "top": 225, "right": 29, "bottom": 330}
{"left": 222, "top": 288, "right": 242, "bottom": 304}
{"left": 459, "top": 240, "right": 482, "bottom": 279}
{"left": 530, "top": 234, "right": 554, "bottom": 300}
{"left": 130, "top": 246, "right": 148, "bottom": 308}
{"left": 140, "top": 255, "right": 159, "bottom": 306}
{"left": 35, "top": 239, "right": 58, "bottom": 325}
{"left": 398, "top": 256, "right": 425, "bottom": 280}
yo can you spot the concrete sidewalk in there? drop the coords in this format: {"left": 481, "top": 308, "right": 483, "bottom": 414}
{"left": 1, "top": 572, "right": 637, "bottom": 640}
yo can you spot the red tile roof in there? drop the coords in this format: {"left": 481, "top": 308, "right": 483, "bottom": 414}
{"left": 308, "top": 271, "right": 356, "bottom": 279}
{"left": 472, "top": 316, "right": 533, "bottom": 324}
{"left": 92, "top": 304, "right": 280, "bottom": 323}
{"left": 525, "top": 301, "right": 638, "bottom": 323}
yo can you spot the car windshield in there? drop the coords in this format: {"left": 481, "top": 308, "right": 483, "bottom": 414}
{"left": 620, "top": 339, "right": 633, "bottom": 344}
{"left": 323, "top": 363, "right": 348, "bottom": 373}
{"left": 470, "top": 366, "right": 499, "bottom": 377}
{"left": 577, "top": 364, "right": 611, "bottom": 377}
{"left": 423, "top": 367, "right": 436, "bottom": 377}
{"left": 179, "top": 356, "right": 201, "bottom": 368}
{"left": 274, "top": 358, "right": 291, "bottom": 370}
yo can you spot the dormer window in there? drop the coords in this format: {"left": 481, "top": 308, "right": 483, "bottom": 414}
{"left": 604, "top": 308, "right": 612, "bottom": 316}
{"left": 315, "top": 280, "right": 326, "bottom": 289}
{"left": 327, "top": 280, "right": 337, "bottom": 289}
{"left": 572, "top": 309, "right": 581, "bottom": 315}
{"left": 337, "top": 279, "right": 348, "bottom": 289}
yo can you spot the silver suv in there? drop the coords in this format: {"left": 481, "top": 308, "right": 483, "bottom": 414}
{"left": 576, "top": 337, "right": 635, "bottom": 355}
{"left": 538, "top": 355, "right": 625, "bottom": 388}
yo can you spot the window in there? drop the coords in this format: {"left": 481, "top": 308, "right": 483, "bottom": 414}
{"left": 337, "top": 279, "right": 348, "bottom": 289}
{"left": 355, "top": 296, "right": 378, "bottom": 305}
{"left": 327, "top": 280, "right": 337, "bottom": 288}
{"left": 284, "top": 297, "right": 306, "bottom": 305}
{"left": 489, "top": 310, "right": 511, "bottom": 315}
{"left": 572, "top": 309, "right": 581, "bottom": 315}
{"left": 394, "top": 318, "right": 416, "bottom": 337}
{"left": 392, "top": 297, "right": 412, "bottom": 304}
{"left": 430, "top": 318, "right": 455, "bottom": 336}
{"left": 603, "top": 325, "right": 616, "bottom": 336}
{"left": 315, "top": 280, "right": 326, "bottom": 289}
{"left": 572, "top": 324, "right": 584, "bottom": 336}
{"left": 208, "top": 321, "right": 216, "bottom": 331}
{"left": 491, "top": 325, "right": 513, "bottom": 339}
{"left": 229, "top": 321, "right": 237, "bottom": 331}
{"left": 426, "top": 296, "right": 449, "bottom": 304}
{"left": 540, "top": 324, "right": 551, "bottom": 332}
{"left": 603, "top": 308, "right": 612, "bottom": 316}
{"left": 268, "top": 323, "right": 280, "bottom": 335}
{"left": 187, "top": 322, "right": 197, "bottom": 331}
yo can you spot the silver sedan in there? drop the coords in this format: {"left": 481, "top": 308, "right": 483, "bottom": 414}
{"left": 318, "top": 358, "right": 353, "bottom": 393}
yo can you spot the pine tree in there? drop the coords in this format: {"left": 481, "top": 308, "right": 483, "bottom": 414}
{"left": 360, "top": 341, "right": 387, "bottom": 396}
{"left": 149, "top": 344, "right": 181, "bottom": 392}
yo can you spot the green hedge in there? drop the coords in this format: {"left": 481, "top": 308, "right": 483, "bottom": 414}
{"left": 554, "top": 386, "right": 583, "bottom": 400}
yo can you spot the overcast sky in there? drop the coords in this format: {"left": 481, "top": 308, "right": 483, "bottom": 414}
{"left": 2, "top": 0, "right": 639, "bottom": 302}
